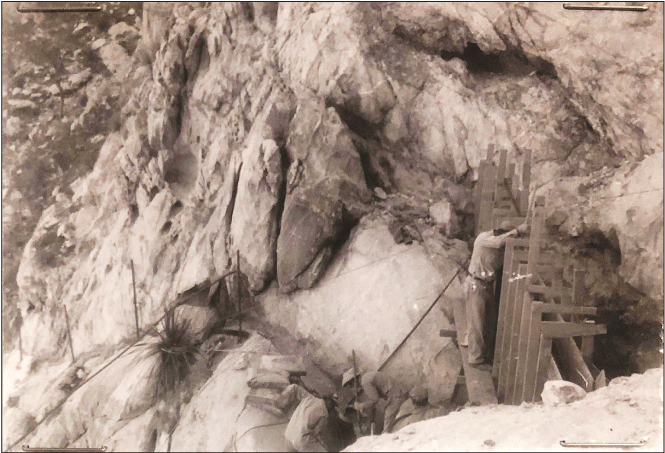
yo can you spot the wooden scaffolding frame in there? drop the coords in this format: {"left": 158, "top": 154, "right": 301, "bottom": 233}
{"left": 464, "top": 148, "right": 607, "bottom": 405}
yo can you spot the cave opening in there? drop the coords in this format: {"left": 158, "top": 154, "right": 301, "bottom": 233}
{"left": 594, "top": 306, "right": 663, "bottom": 379}
{"left": 441, "top": 42, "right": 558, "bottom": 80}
{"left": 573, "top": 228, "right": 622, "bottom": 266}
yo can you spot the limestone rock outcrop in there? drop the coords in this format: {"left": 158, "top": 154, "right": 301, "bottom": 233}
{"left": 5, "top": 2, "right": 663, "bottom": 451}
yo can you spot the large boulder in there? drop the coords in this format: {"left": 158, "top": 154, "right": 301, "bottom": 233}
{"left": 265, "top": 215, "right": 469, "bottom": 403}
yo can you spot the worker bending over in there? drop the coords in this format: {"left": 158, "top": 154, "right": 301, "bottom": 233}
{"left": 352, "top": 370, "right": 408, "bottom": 435}
{"left": 389, "top": 386, "right": 449, "bottom": 432}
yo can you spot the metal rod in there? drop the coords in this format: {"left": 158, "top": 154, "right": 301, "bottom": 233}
{"left": 563, "top": 3, "right": 648, "bottom": 11}
{"left": 130, "top": 260, "right": 140, "bottom": 339}
{"left": 17, "top": 5, "right": 102, "bottom": 13}
{"left": 237, "top": 251, "right": 242, "bottom": 337}
{"left": 560, "top": 440, "right": 646, "bottom": 447}
{"left": 379, "top": 266, "right": 465, "bottom": 372}
{"left": 63, "top": 305, "right": 75, "bottom": 363}
{"left": 352, "top": 349, "right": 364, "bottom": 435}
{"left": 22, "top": 447, "right": 107, "bottom": 452}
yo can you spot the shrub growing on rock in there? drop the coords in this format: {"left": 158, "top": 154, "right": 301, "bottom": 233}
{"left": 149, "top": 309, "right": 199, "bottom": 403}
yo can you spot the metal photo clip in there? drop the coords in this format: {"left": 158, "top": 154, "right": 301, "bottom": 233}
{"left": 23, "top": 447, "right": 107, "bottom": 452}
{"left": 563, "top": 3, "right": 648, "bottom": 11}
{"left": 17, "top": 2, "right": 101, "bottom": 13}
{"left": 560, "top": 440, "right": 648, "bottom": 448}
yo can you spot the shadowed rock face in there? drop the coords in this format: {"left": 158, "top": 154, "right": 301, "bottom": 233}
{"left": 6, "top": 2, "right": 662, "bottom": 450}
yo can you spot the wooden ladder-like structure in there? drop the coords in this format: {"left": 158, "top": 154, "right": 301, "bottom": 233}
{"left": 469, "top": 149, "right": 607, "bottom": 405}
{"left": 474, "top": 147, "right": 530, "bottom": 235}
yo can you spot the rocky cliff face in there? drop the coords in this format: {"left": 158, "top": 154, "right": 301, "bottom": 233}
{"left": 5, "top": 2, "right": 663, "bottom": 451}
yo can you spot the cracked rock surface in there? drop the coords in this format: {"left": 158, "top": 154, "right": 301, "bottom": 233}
{"left": 3, "top": 2, "right": 662, "bottom": 451}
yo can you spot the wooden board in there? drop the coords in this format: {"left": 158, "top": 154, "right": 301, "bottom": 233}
{"left": 518, "top": 210, "right": 545, "bottom": 404}
{"left": 493, "top": 240, "right": 516, "bottom": 380}
{"left": 459, "top": 344, "right": 498, "bottom": 405}
{"left": 506, "top": 263, "right": 528, "bottom": 404}
{"left": 541, "top": 322, "right": 607, "bottom": 338}
{"left": 533, "top": 335, "right": 553, "bottom": 402}
{"left": 551, "top": 313, "right": 596, "bottom": 392}
{"left": 477, "top": 165, "right": 498, "bottom": 235}
{"left": 474, "top": 161, "right": 488, "bottom": 233}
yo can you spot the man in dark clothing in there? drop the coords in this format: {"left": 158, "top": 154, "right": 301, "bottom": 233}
{"left": 464, "top": 220, "right": 528, "bottom": 367}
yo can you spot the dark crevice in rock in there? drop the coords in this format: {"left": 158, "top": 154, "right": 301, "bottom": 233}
{"left": 328, "top": 103, "right": 390, "bottom": 192}
{"left": 129, "top": 203, "right": 139, "bottom": 225}
{"left": 168, "top": 200, "right": 183, "bottom": 219}
{"left": 572, "top": 227, "right": 622, "bottom": 267}
{"left": 594, "top": 307, "right": 663, "bottom": 379}
{"left": 350, "top": 135, "right": 383, "bottom": 191}
{"left": 173, "top": 95, "right": 184, "bottom": 145}
{"left": 327, "top": 102, "right": 381, "bottom": 138}
{"left": 441, "top": 42, "right": 558, "bottom": 80}
{"left": 296, "top": 208, "right": 360, "bottom": 291}
{"left": 147, "top": 429, "right": 158, "bottom": 452}
{"left": 270, "top": 146, "right": 291, "bottom": 288}
{"left": 224, "top": 161, "right": 243, "bottom": 234}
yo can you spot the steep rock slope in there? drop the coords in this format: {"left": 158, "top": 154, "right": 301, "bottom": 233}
{"left": 15, "top": 1, "right": 662, "bottom": 367}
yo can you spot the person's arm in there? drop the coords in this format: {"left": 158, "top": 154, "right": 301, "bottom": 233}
{"left": 476, "top": 229, "right": 518, "bottom": 248}
{"left": 360, "top": 372, "right": 382, "bottom": 403}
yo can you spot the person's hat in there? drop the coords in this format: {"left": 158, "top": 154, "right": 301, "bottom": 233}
{"left": 497, "top": 219, "right": 515, "bottom": 231}
{"left": 409, "top": 386, "right": 429, "bottom": 405}
{"left": 342, "top": 368, "right": 360, "bottom": 387}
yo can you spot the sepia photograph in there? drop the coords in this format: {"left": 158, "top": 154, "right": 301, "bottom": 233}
{"left": 1, "top": 2, "right": 663, "bottom": 451}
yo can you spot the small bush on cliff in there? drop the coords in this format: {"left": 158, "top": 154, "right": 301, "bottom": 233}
{"left": 149, "top": 309, "right": 199, "bottom": 402}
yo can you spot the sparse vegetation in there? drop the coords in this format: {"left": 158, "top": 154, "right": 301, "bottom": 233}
{"left": 148, "top": 309, "right": 199, "bottom": 403}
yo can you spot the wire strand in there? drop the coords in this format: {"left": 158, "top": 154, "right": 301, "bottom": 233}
{"left": 539, "top": 188, "right": 663, "bottom": 212}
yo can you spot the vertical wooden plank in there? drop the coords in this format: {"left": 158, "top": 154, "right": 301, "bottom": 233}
{"left": 506, "top": 263, "right": 528, "bottom": 404}
{"left": 499, "top": 246, "right": 529, "bottom": 396}
{"left": 496, "top": 256, "right": 519, "bottom": 401}
{"left": 486, "top": 144, "right": 495, "bottom": 161}
{"left": 478, "top": 166, "right": 498, "bottom": 234}
{"left": 551, "top": 313, "right": 595, "bottom": 392}
{"left": 575, "top": 269, "right": 593, "bottom": 365}
{"left": 520, "top": 298, "right": 543, "bottom": 403}
{"left": 519, "top": 209, "right": 544, "bottom": 403}
{"left": 533, "top": 334, "right": 553, "bottom": 402}
{"left": 474, "top": 161, "right": 487, "bottom": 236}
{"left": 512, "top": 285, "right": 533, "bottom": 404}
{"left": 525, "top": 210, "right": 544, "bottom": 292}
{"left": 519, "top": 151, "right": 532, "bottom": 214}
{"left": 493, "top": 240, "right": 515, "bottom": 378}
{"left": 551, "top": 265, "right": 564, "bottom": 307}
{"left": 511, "top": 211, "right": 542, "bottom": 403}
{"left": 522, "top": 151, "right": 532, "bottom": 194}
{"left": 497, "top": 149, "right": 508, "bottom": 184}
{"left": 572, "top": 269, "right": 586, "bottom": 306}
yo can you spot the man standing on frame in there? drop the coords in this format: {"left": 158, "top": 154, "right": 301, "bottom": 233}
{"left": 463, "top": 219, "right": 528, "bottom": 369}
